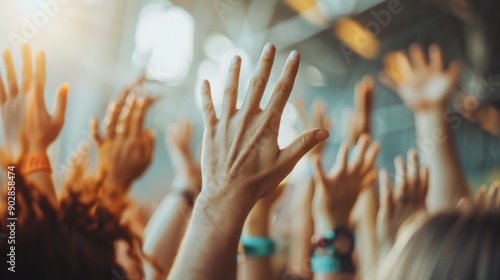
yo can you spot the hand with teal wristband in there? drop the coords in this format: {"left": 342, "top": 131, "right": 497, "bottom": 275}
{"left": 239, "top": 183, "right": 285, "bottom": 280}
{"left": 311, "top": 227, "right": 355, "bottom": 273}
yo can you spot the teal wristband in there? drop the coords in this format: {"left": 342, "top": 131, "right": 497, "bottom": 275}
{"left": 311, "top": 255, "right": 341, "bottom": 273}
{"left": 240, "top": 236, "right": 276, "bottom": 258}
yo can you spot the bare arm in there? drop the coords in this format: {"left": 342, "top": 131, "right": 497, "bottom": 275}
{"left": 239, "top": 184, "right": 284, "bottom": 280}
{"left": 414, "top": 108, "right": 467, "bottom": 210}
{"left": 287, "top": 98, "right": 333, "bottom": 278}
{"left": 287, "top": 178, "right": 315, "bottom": 277}
{"left": 143, "top": 120, "right": 201, "bottom": 279}
{"left": 143, "top": 192, "right": 193, "bottom": 279}
{"left": 0, "top": 45, "right": 69, "bottom": 207}
{"left": 380, "top": 44, "right": 469, "bottom": 211}
{"left": 312, "top": 136, "right": 379, "bottom": 280}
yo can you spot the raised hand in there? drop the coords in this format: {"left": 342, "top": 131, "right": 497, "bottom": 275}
{"left": 198, "top": 44, "right": 329, "bottom": 206}
{"left": 460, "top": 181, "right": 500, "bottom": 211}
{"left": 0, "top": 45, "right": 69, "bottom": 155}
{"left": 376, "top": 149, "right": 429, "bottom": 259}
{"left": 380, "top": 44, "right": 462, "bottom": 112}
{"left": 381, "top": 43, "right": 468, "bottom": 212}
{"left": 295, "top": 98, "right": 333, "bottom": 157}
{"left": 457, "top": 95, "right": 500, "bottom": 136}
{"left": 312, "top": 134, "right": 380, "bottom": 233}
{"left": 91, "top": 89, "right": 156, "bottom": 193}
{"left": 169, "top": 44, "right": 329, "bottom": 280}
{"left": 479, "top": 182, "right": 500, "bottom": 210}
{"left": 166, "top": 119, "right": 201, "bottom": 193}
{"left": 348, "top": 76, "right": 374, "bottom": 144}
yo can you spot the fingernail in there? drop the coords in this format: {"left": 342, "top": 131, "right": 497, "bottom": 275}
{"left": 62, "top": 83, "right": 70, "bottom": 92}
{"left": 289, "top": 50, "right": 299, "bottom": 61}
{"left": 315, "top": 130, "right": 329, "bottom": 141}
{"left": 231, "top": 55, "right": 240, "bottom": 65}
{"left": 264, "top": 43, "right": 274, "bottom": 53}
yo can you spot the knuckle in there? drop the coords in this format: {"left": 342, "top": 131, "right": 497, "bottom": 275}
{"left": 202, "top": 100, "right": 213, "bottom": 111}
{"left": 250, "top": 77, "right": 266, "bottom": 90}
{"left": 299, "top": 135, "right": 312, "bottom": 154}
{"left": 229, "top": 64, "right": 240, "bottom": 73}
{"left": 284, "top": 62, "right": 297, "bottom": 73}
{"left": 261, "top": 54, "right": 274, "bottom": 63}
{"left": 224, "top": 86, "right": 237, "bottom": 96}
{"left": 274, "top": 82, "right": 290, "bottom": 95}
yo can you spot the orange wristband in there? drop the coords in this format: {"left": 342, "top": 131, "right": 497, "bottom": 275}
{"left": 22, "top": 152, "right": 52, "bottom": 175}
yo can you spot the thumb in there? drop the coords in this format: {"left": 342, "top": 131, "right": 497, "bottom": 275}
{"left": 280, "top": 128, "right": 329, "bottom": 166}
{"left": 52, "top": 83, "right": 69, "bottom": 126}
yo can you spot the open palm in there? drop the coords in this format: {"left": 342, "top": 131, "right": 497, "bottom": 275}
{"left": 380, "top": 44, "right": 462, "bottom": 112}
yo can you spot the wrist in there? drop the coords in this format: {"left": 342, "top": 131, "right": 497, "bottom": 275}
{"left": 245, "top": 210, "right": 270, "bottom": 236}
{"left": 26, "top": 145, "right": 48, "bottom": 155}
{"left": 315, "top": 215, "right": 348, "bottom": 235}
{"left": 22, "top": 151, "right": 52, "bottom": 175}
{"left": 414, "top": 105, "right": 447, "bottom": 120}
{"left": 198, "top": 181, "right": 259, "bottom": 212}
{"left": 311, "top": 227, "right": 356, "bottom": 274}
{"left": 240, "top": 235, "right": 276, "bottom": 259}
{"left": 195, "top": 189, "right": 255, "bottom": 227}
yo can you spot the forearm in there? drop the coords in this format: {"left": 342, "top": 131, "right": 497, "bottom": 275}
{"left": 287, "top": 211, "right": 314, "bottom": 275}
{"left": 168, "top": 191, "right": 253, "bottom": 280}
{"left": 24, "top": 150, "right": 58, "bottom": 207}
{"left": 143, "top": 193, "right": 192, "bottom": 279}
{"left": 415, "top": 108, "right": 469, "bottom": 211}
{"left": 353, "top": 188, "right": 378, "bottom": 277}
{"left": 238, "top": 259, "right": 274, "bottom": 280}
{"left": 313, "top": 217, "right": 355, "bottom": 280}
{"left": 287, "top": 179, "right": 314, "bottom": 275}
{"left": 239, "top": 207, "right": 275, "bottom": 280}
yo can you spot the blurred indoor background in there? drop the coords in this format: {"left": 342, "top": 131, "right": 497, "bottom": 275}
{"left": 0, "top": 0, "right": 499, "bottom": 207}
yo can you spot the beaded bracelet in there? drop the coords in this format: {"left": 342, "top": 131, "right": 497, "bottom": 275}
{"left": 22, "top": 152, "right": 52, "bottom": 175}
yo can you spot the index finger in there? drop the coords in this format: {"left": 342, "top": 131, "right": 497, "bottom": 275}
{"left": 104, "top": 86, "right": 134, "bottom": 137}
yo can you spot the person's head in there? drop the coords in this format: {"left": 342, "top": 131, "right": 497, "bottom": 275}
{"left": 0, "top": 161, "right": 147, "bottom": 280}
{"left": 379, "top": 210, "right": 500, "bottom": 280}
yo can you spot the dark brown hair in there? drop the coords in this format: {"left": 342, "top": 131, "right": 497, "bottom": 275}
{"left": 0, "top": 159, "right": 154, "bottom": 280}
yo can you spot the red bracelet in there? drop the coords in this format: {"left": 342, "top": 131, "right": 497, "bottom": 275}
{"left": 22, "top": 152, "right": 52, "bottom": 175}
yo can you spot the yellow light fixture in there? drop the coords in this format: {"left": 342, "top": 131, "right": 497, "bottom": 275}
{"left": 335, "top": 18, "right": 380, "bottom": 60}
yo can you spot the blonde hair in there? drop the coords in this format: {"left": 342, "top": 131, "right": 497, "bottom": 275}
{"left": 379, "top": 210, "right": 500, "bottom": 280}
